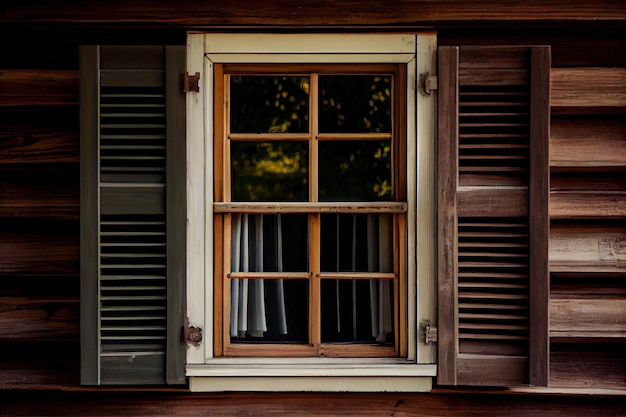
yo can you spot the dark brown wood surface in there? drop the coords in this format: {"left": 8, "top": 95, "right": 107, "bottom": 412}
{"left": 1, "top": 390, "right": 625, "bottom": 417}
{"left": 2, "top": 0, "right": 625, "bottom": 26}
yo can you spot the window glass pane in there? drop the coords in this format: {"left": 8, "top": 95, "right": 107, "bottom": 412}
{"left": 230, "top": 279, "right": 309, "bottom": 343}
{"left": 230, "top": 76, "right": 309, "bottom": 133}
{"left": 321, "top": 279, "right": 394, "bottom": 344}
{"left": 231, "top": 214, "right": 308, "bottom": 273}
{"left": 319, "top": 75, "right": 391, "bottom": 133}
{"left": 319, "top": 140, "right": 391, "bottom": 201}
{"left": 231, "top": 141, "right": 308, "bottom": 201}
{"left": 320, "top": 213, "right": 393, "bottom": 273}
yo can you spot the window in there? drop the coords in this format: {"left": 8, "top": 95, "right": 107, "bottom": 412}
{"left": 213, "top": 65, "right": 407, "bottom": 358}
{"left": 185, "top": 34, "right": 438, "bottom": 391}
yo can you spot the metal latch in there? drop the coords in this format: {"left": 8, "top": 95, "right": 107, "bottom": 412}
{"left": 425, "top": 325, "right": 438, "bottom": 344}
{"left": 419, "top": 73, "right": 438, "bottom": 96}
{"left": 183, "top": 323, "right": 203, "bottom": 347}
{"left": 181, "top": 72, "right": 200, "bottom": 93}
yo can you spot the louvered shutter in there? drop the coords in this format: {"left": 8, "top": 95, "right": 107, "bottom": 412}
{"left": 80, "top": 45, "right": 186, "bottom": 385}
{"left": 437, "top": 46, "right": 550, "bottom": 386}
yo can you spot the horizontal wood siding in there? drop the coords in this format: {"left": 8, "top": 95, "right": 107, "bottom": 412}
{"left": 2, "top": 0, "right": 625, "bottom": 24}
{"left": 547, "top": 36, "right": 626, "bottom": 390}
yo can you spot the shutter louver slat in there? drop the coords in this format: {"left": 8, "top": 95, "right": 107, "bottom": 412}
{"left": 439, "top": 46, "right": 550, "bottom": 387}
{"left": 94, "top": 46, "right": 170, "bottom": 385}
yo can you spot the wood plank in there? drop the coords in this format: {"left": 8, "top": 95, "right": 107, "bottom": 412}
{"left": 437, "top": 45, "right": 459, "bottom": 386}
{"left": 213, "top": 202, "right": 407, "bottom": 213}
{"left": 550, "top": 119, "right": 626, "bottom": 167}
{"left": 459, "top": 47, "right": 528, "bottom": 69}
{"left": 550, "top": 224, "right": 626, "bottom": 272}
{"left": 0, "top": 231, "right": 78, "bottom": 275}
{"left": 0, "top": 180, "right": 78, "bottom": 219}
{"left": 0, "top": 340, "right": 79, "bottom": 389}
{"left": 528, "top": 46, "right": 551, "bottom": 387}
{"left": 551, "top": 347, "right": 626, "bottom": 390}
{"left": 0, "top": 69, "right": 78, "bottom": 107}
{"left": 459, "top": 69, "right": 528, "bottom": 86}
{"left": 0, "top": 125, "right": 77, "bottom": 165}
{"left": 3, "top": 0, "right": 625, "bottom": 25}
{"left": 0, "top": 296, "right": 79, "bottom": 339}
{"left": 165, "top": 45, "right": 187, "bottom": 385}
{"left": 550, "top": 299, "right": 626, "bottom": 333}
{"left": 550, "top": 192, "right": 626, "bottom": 218}
{"left": 457, "top": 355, "right": 528, "bottom": 386}
{"left": 457, "top": 187, "right": 528, "bottom": 217}
{"left": 1, "top": 390, "right": 625, "bottom": 417}
{"left": 551, "top": 68, "right": 626, "bottom": 107}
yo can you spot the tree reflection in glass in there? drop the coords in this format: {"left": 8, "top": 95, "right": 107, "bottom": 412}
{"left": 231, "top": 141, "right": 309, "bottom": 202}
{"left": 230, "top": 76, "right": 309, "bottom": 134}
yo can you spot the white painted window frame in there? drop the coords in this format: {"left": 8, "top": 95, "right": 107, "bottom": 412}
{"left": 185, "top": 33, "right": 437, "bottom": 392}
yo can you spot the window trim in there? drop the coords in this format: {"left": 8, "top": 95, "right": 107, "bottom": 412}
{"left": 185, "top": 33, "right": 437, "bottom": 390}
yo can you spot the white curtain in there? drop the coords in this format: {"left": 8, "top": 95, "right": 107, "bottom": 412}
{"left": 335, "top": 213, "right": 393, "bottom": 342}
{"left": 231, "top": 213, "right": 287, "bottom": 339}
{"left": 367, "top": 213, "right": 393, "bottom": 342}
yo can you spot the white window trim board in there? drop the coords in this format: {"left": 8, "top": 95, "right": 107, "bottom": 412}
{"left": 185, "top": 33, "right": 437, "bottom": 388}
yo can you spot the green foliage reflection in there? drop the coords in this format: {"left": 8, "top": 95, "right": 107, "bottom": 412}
{"left": 230, "top": 76, "right": 309, "bottom": 133}
{"left": 231, "top": 142, "right": 308, "bottom": 201}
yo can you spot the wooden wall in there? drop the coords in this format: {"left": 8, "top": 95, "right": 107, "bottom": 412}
{"left": 0, "top": 1, "right": 624, "bottom": 414}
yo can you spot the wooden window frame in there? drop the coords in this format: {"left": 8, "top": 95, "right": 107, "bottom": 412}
{"left": 185, "top": 33, "right": 437, "bottom": 392}
{"left": 214, "top": 63, "right": 406, "bottom": 358}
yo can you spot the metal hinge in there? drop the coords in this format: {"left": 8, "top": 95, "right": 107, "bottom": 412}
{"left": 181, "top": 72, "right": 200, "bottom": 93}
{"left": 419, "top": 73, "right": 438, "bottom": 96}
{"left": 424, "top": 325, "right": 438, "bottom": 344}
{"left": 182, "top": 321, "right": 203, "bottom": 347}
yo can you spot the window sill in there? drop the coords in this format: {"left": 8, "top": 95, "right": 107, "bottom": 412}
{"left": 186, "top": 361, "right": 436, "bottom": 392}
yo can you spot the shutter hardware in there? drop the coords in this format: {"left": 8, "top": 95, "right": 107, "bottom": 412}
{"left": 424, "top": 325, "right": 438, "bottom": 344}
{"left": 419, "top": 73, "right": 438, "bottom": 96}
{"left": 183, "top": 321, "right": 203, "bottom": 347}
{"left": 181, "top": 72, "right": 200, "bottom": 93}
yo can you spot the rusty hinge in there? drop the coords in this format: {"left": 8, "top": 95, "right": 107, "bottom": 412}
{"left": 425, "top": 325, "right": 438, "bottom": 344}
{"left": 181, "top": 72, "right": 200, "bottom": 93}
{"left": 419, "top": 73, "right": 438, "bottom": 96}
{"left": 182, "top": 322, "right": 203, "bottom": 347}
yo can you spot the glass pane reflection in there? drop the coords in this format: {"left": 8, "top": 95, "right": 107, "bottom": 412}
{"left": 319, "top": 75, "right": 392, "bottom": 133}
{"left": 231, "top": 141, "right": 308, "bottom": 201}
{"left": 319, "top": 140, "right": 391, "bottom": 201}
{"left": 230, "top": 76, "right": 309, "bottom": 133}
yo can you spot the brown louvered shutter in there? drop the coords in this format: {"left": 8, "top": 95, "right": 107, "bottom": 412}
{"left": 438, "top": 46, "right": 550, "bottom": 386}
{"left": 80, "top": 46, "right": 186, "bottom": 385}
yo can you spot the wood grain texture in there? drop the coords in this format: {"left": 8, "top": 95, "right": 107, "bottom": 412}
{"left": 1, "top": 390, "right": 626, "bottom": 417}
{"left": 550, "top": 347, "right": 626, "bottom": 390}
{"left": 550, "top": 299, "right": 626, "bottom": 333}
{"left": 0, "top": 180, "right": 78, "bottom": 219}
{"left": 551, "top": 68, "right": 626, "bottom": 107}
{"left": 436, "top": 45, "right": 459, "bottom": 386}
{"left": 550, "top": 192, "right": 626, "bottom": 219}
{"left": 0, "top": 296, "right": 79, "bottom": 339}
{"left": 550, "top": 118, "right": 626, "bottom": 167}
{"left": 0, "top": 126, "right": 77, "bottom": 165}
{"left": 0, "top": 231, "right": 78, "bottom": 275}
{"left": 0, "top": 70, "right": 78, "bottom": 107}
{"left": 550, "top": 224, "right": 626, "bottom": 273}
{"left": 2, "top": 0, "right": 625, "bottom": 25}
{"left": 457, "top": 187, "right": 528, "bottom": 217}
{"left": 528, "top": 46, "right": 550, "bottom": 387}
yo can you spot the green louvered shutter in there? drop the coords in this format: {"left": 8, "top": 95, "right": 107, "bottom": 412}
{"left": 80, "top": 45, "right": 186, "bottom": 385}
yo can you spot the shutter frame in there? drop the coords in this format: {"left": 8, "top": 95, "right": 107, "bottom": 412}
{"left": 80, "top": 45, "right": 186, "bottom": 385}
{"left": 437, "top": 45, "right": 551, "bottom": 387}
